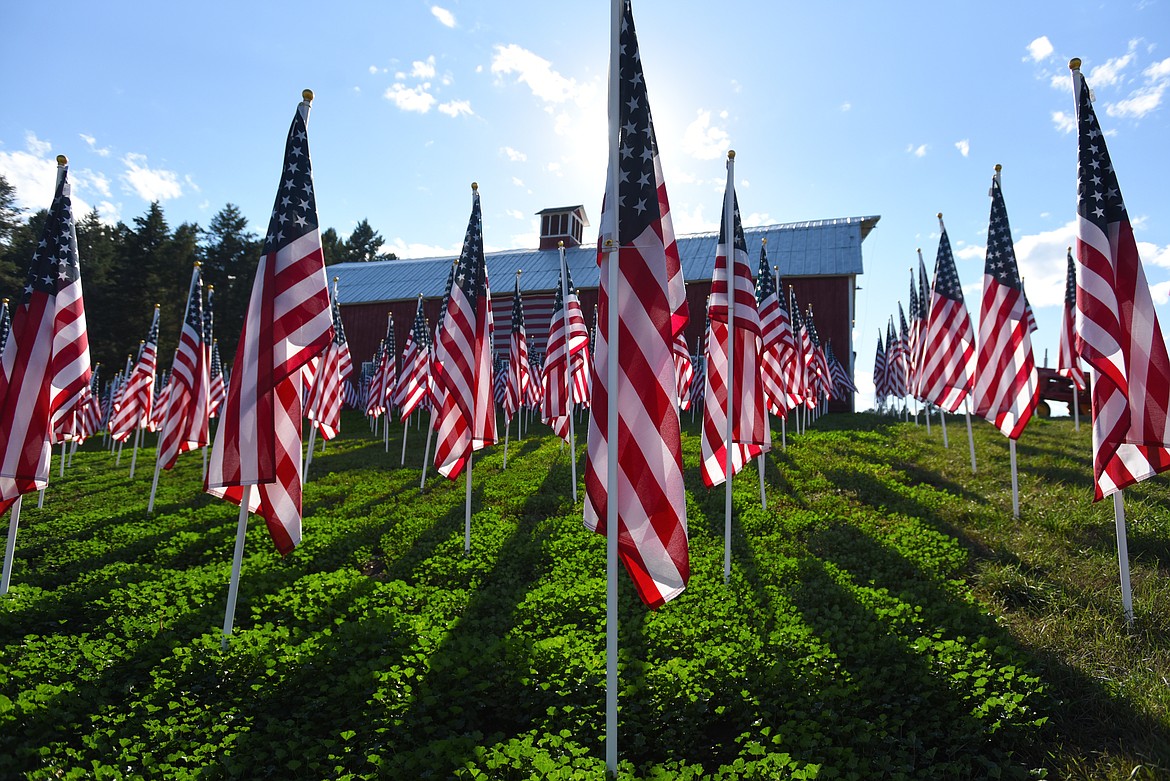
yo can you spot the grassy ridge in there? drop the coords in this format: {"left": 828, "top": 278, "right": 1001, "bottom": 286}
{"left": 0, "top": 411, "right": 1167, "bottom": 779}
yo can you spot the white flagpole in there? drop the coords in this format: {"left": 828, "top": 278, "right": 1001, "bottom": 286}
{"left": 401, "top": 412, "right": 410, "bottom": 466}
{"left": 1072, "top": 384, "right": 1080, "bottom": 432}
{"left": 464, "top": 452, "right": 473, "bottom": 554}
{"left": 201, "top": 445, "right": 208, "bottom": 482}
{"left": 59, "top": 441, "right": 67, "bottom": 478}
{"left": 939, "top": 408, "right": 949, "bottom": 448}
{"left": 559, "top": 242, "right": 579, "bottom": 504}
{"left": 1113, "top": 490, "right": 1134, "bottom": 625}
{"left": 757, "top": 454, "right": 767, "bottom": 509}
{"left": 304, "top": 426, "right": 317, "bottom": 482}
{"left": 925, "top": 402, "right": 932, "bottom": 434}
{"left": 780, "top": 414, "right": 786, "bottom": 451}
{"left": 1, "top": 495, "right": 23, "bottom": 594}
{"left": 129, "top": 425, "right": 142, "bottom": 478}
{"left": 1009, "top": 439, "right": 1020, "bottom": 519}
{"left": 723, "top": 150, "right": 736, "bottom": 587}
{"left": 149, "top": 265, "right": 201, "bottom": 515}
{"left": 964, "top": 400, "right": 977, "bottom": 473}
{"left": 421, "top": 410, "right": 434, "bottom": 490}
{"left": 221, "top": 484, "right": 252, "bottom": 649}
{"left": 605, "top": 1, "right": 620, "bottom": 772}
{"left": 37, "top": 488, "right": 45, "bottom": 509}
{"left": 503, "top": 417, "right": 510, "bottom": 468}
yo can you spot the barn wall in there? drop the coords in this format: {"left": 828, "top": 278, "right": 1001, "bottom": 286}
{"left": 340, "top": 274, "right": 857, "bottom": 411}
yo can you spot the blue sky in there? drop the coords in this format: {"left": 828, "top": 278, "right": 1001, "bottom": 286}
{"left": 3, "top": 1, "right": 1169, "bottom": 411}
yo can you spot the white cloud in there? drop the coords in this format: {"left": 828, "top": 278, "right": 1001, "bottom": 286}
{"left": 1011, "top": 219, "right": 1077, "bottom": 307}
{"left": 369, "top": 65, "right": 379, "bottom": 75}
{"left": 490, "top": 43, "right": 592, "bottom": 105}
{"left": 1089, "top": 41, "right": 1140, "bottom": 87}
{"left": 1150, "top": 280, "right": 1170, "bottom": 306}
{"left": 1105, "top": 56, "right": 1170, "bottom": 119}
{"left": 907, "top": 143, "right": 928, "bottom": 158}
{"left": 412, "top": 56, "right": 437, "bottom": 80}
{"left": 1137, "top": 238, "right": 1170, "bottom": 269}
{"left": 506, "top": 208, "right": 524, "bottom": 220}
{"left": 1026, "top": 36, "right": 1054, "bottom": 62}
{"left": 545, "top": 161, "right": 563, "bottom": 177}
{"left": 840, "top": 102, "right": 852, "bottom": 112}
{"left": 438, "top": 100, "right": 473, "bottom": 117}
{"left": 500, "top": 146, "right": 527, "bottom": 162}
{"left": 955, "top": 139, "right": 970, "bottom": 157}
{"left": 0, "top": 144, "right": 57, "bottom": 212}
{"left": 384, "top": 82, "right": 436, "bottom": 113}
{"left": 1051, "top": 110, "right": 1076, "bottom": 133}
{"left": 79, "top": 133, "right": 111, "bottom": 157}
{"left": 121, "top": 153, "right": 183, "bottom": 201}
{"left": 681, "top": 109, "right": 730, "bottom": 160}
{"left": 511, "top": 176, "right": 525, "bottom": 187}
{"left": 431, "top": 6, "right": 456, "bottom": 28}
{"left": 79, "top": 169, "right": 111, "bottom": 198}
{"left": 25, "top": 131, "right": 51, "bottom": 158}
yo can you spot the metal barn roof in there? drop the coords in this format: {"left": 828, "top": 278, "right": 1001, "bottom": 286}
{"left": 332, "top": 215, "right": 879, "bottom": 305}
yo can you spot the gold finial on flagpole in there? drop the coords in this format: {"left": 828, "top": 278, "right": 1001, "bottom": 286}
{"left": 56, "top": 155, "right": 67, "bottom": 166}
{"left": 727, "top": 150, "right": 735, "bottom": 160}
{"left": 333, "top": 276, "right": 339, "bottom": 282}
{"left": 1069, "top": 58, "right": 1081, "bottom": 71}
{"left": 558, "top": 240, "right": 564, "bottom": 248}
{"left": 302, "top": 89, "right": 314, "bottom": 102}
{"left": 471, "top": 181, "right": 478, "bottom": 191}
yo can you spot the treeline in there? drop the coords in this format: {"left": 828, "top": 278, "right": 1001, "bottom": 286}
{"left": 0, "top": 174, "right": 394, "bottom": 373}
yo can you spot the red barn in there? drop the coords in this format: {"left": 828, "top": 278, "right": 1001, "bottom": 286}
{"left": 333, "top": 205, "right": 879, "bottom": 412}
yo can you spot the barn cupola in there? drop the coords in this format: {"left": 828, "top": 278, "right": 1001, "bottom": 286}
{"left": 537, "top": 205, "right": 589, "bottom": 250}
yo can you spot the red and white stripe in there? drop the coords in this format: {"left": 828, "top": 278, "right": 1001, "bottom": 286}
{"left": 157, "top": 266, "right": 210, "bottom": 470}
{"left": 205, "top": 95, "right": 332, "bottom": 555}
{"left": 1071, "top": 64, "right": 1170, "bottom": 499}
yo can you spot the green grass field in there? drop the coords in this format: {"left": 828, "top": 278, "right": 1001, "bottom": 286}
{"left": 1, "top": 410, "right": 1167, "bottom": 779}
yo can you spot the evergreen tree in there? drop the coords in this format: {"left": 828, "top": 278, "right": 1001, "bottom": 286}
{"left": 344, "top": 218, "right": 396, "bottom": 262}
{"left": 75, "top": 208, "right": 123, "bottom": 370}
{"left": 320, "top": 226, "right": 344, "bottom": 266}
{"left": 200, "top": 204, "right": 259, "bottom": 362}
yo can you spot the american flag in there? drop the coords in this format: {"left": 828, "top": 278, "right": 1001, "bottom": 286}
{"left": 972, "top": 169, "right": 1038, "bottom": 440}
{"left": 503, "top": 276, "right": 530, "bottom": 422}
{"left": 492, "top": 354, "right": 508, "bottom": 407}
{"left": 205, "top": 91, "right": 333, "bottom": 555}
{"left": 873, "top": 331, "right": 889, "bottom": 404}
{"left": 150, "top": 371, "right": 170, "bottom": 432}
{"left": 377, "top": 314, "right": 397, "bottom": 415}
{"left": 826, "top": 341, "right": 857, "bottom": 396}
{"left": 1057, "top": 247, "right": 1085, "bottom": 392}
{"left": 157, "top": 264, "right": 210, "bottom": 471}
{"left": 527, "top": 351, "right": 543, "bottom": 409}
{"left": 907, "top": 271, "right": 922, "bottom": 398}
{"left": 364, "top": 340, "right": 385, "bottom": 418}
{"left": 77, "top": 364, "right": 103, "bottom": 442}
{"left": 806, "top": 305, "right": 832, "bottom": 402}
{"left": 700, "top": 164, "right": 770, "bottom": 485}
{"left": 789, "top": 287, "right": 813, "bottom": 408}
{"left": 583, "top": 0, "right": 689, "bottom": 609}
{"left": 772, "top": 275, "right": 800, "bottom": 412}
{"left": 886, "top": 316, "right": 907, "bottom": 399}
{"left": 432, "top": 185, "right": 497, "bottom": 480}
{"left": 208, "top": 340, "right": 226, "bottom": 418}
{"left": 756, "top": 242, "right": 787, "bottom": 415}
{"left": 0, "top": 298, "right": 10, "bottom": 359}
{"left": 396, "top": 295, "right": 431, "bottom": 420}
{"left": 304, "top": 282, "right": 351, "bottom": 440}
{"left": 542, "top": 250, "right": 590, "bottom": 441}
{"left": 0, "top": 156, "right": 91, "bottom": 515}
{"left": 205, "top": 285, "right": 225, "bottom": 418}
{"left": 108, "top": 305, "right": 160, "bottom": 443}
{"left": 1070, "top": 60, "right": 1170, "bottom": 499}
{"left": 673, "top": 330, "right": 694, "bottom": 412}
{"left": 914, "top": 249, "right": 931, "bottom": 398}
{"left": 897, "top": 302, "right": 912, "bottom": 398}
{"left": 918, "top": 215, "right": 975, "bottom": 412}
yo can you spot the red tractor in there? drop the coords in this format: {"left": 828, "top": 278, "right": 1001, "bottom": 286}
{"left": 1035, "top": 367, "right": 1091, "bottom": 419}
